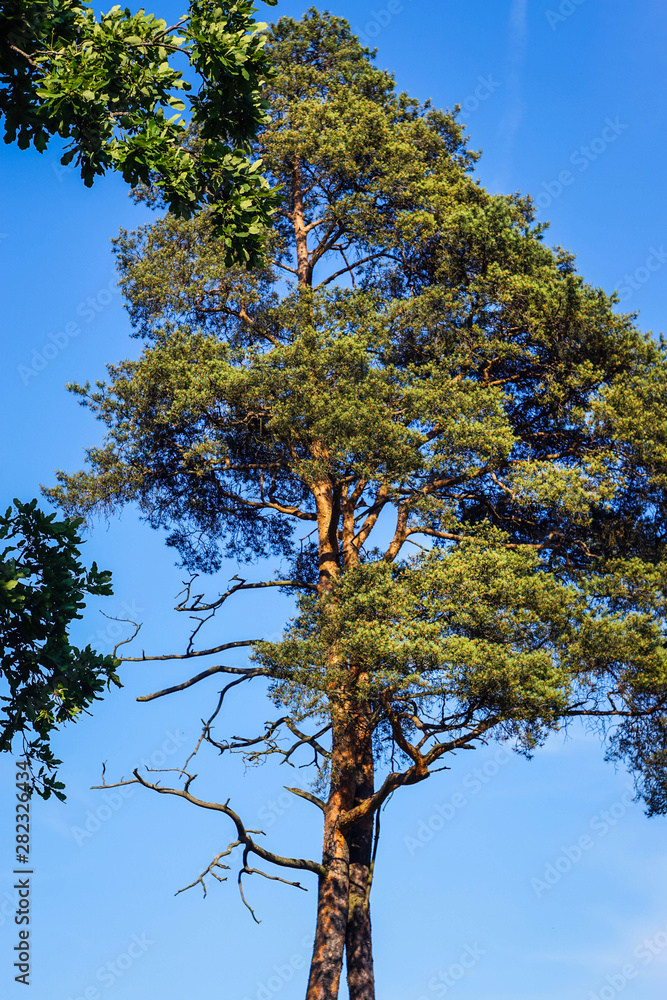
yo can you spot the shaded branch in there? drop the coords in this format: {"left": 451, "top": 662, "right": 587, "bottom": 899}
{"left": 315, "top": 252, "right": 395, "bottom": 290}
{"left": 183, "top": 672, "right": 268, "bottom": 770}
{"left": 94, "top": 768, "right": 324, "bottom": 876}
{"left": 175, "top": 847, "right": 236, "bottom": 898}
{"left": 123, "top": 639, "right": 260, "bottom": 663}
{"left": 136, "top": 665, "right": 267, "bottom": 703}
{"left": 176, "top": 576, "right": 316, "bottom": 614}
{"left": 239, "top": 845, "right": 308, "bottom": 924}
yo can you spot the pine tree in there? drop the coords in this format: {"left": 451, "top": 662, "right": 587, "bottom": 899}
{"left": 47, "top": 10, "right": 667, "bottom": 998}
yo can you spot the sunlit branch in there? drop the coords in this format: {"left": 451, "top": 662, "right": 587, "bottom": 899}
{"left": 382, "top": 503, "right": 410, "bottom": 562}
{"left": 340, "top": 718, "right": 502, "bottom": 829}
{"left": 285, "top": 786, "right": 327, "bottom": 811}
{"left": 352, "top": 484, "right": 388, "bottom": 554}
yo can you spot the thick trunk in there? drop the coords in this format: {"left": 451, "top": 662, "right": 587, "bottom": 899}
{"left": 346, "top": 854, "right": 375, "bottom": 1000}
{"left": 305, "top": 703, "right": 356, "bottom": 1000}
{"left": 305, "top": 482, "right": 378, "bottom": 998}
{"left": 345, "top": 710, "right": 376, "bottom": 1000}
{"left": 305, "top": 823, "right": 349, "bottom": 1000}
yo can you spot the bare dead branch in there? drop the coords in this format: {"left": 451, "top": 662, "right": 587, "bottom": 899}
{"left": 105, "top": 613, "right": 142, "bottom": 658}
{"left": 284, "top": 787, "right": 326, "bottom": 812}
{"left": 176, "top": 576, "right": 317, "bottom": 614}
{"left": 183, "top": 673, "right": 266, "bottom": 769}
{"left": 175, "top": 846, "right": 237, "bottom": 897}
{"left": 93, "top": 769, "right": 324, "bottom": 876}
{"left": 239, "top": 845, "right": 308, "bottom": 924}
{"left": 136, "top": 665, "right": 268, "bottom": 703}
{"left": 123, "top": 639, "right": 261, "bottom": 663}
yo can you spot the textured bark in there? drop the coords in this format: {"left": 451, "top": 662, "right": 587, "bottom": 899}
{"left": 346, "top": 856, "right": 375, "bottom": 1000}
{"left": 305, "top": 830, "right": 349, "bottom": 1000}
{"left": 345, "top": 716, "right": 376, "bottom": 1000}
{"left": 305, "top": 704, "right": 358, "bottom": 1000}
{"left": 292, "top": 159, "right": 313, "bottom": 288}
{"left": 312, "top": 478, "right": 341, "bottom": 594}
{"left": 306, "top": 465, "right": 378, "bottom": 998}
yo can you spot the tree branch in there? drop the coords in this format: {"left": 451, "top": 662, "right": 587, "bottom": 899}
{"left": 94, "top": 768, "right": 324, "bottom": 876}
{"left": 136, "top": 665, "right": 267, "bottom": 703}
{"left": 314, "top": 252, "right": 395, "bottom": 290}
{"left": 123, "top": 639, "right": 260, "bottom": 663}
{"left": 285, "top": 787, "right": 327, "bottom": 811}
{"left": 176, "top": 576, "right": 316, "bottom": 614}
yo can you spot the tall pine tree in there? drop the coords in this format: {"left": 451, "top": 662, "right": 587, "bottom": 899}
{"left": 48, "top": 11, "right": 667, "bottom": 998}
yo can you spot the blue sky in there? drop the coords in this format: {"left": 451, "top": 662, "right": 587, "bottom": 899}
{"left": 2, "top": 2, "right": 667, "bottom": 998}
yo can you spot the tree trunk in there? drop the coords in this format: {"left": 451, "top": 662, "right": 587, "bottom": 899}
{"left": 306, "top": 831, "right": 349, "bottom": 999}
{"left": 346, "top": 851, "right": 375, "bottom": 1000}
{"left": 292, "top": 159, "right": 312, "bottom": 288}
{"left": 345, "top": 708, "right": 376, "bottom": 1000}
{"left": 306, "top": 481, "right": 378, "bottom": 998}
{"left": 305, "top": 704, "right": 356, "bottom": 999}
